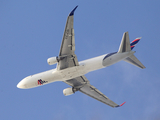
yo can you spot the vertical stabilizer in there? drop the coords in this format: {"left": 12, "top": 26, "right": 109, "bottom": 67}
{"left": 118, "top": 32, "right": 131, "bottom": 53}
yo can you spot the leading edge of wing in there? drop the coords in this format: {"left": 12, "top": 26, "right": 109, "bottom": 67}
{"left": 69, "top": 6, "right": 78, "bottom": 16}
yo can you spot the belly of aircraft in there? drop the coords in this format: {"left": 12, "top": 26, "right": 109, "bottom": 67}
{"left": 54, "top": 65, "right": 86, "bottom": 80}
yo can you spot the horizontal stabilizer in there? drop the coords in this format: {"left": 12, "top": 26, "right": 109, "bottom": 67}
{"left": 124, "top": 55, "right": 145, "bottom": 69}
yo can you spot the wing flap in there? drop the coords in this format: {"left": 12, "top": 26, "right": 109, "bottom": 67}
{"left": 71, "top": 29, "right": 75, "bottom": 51}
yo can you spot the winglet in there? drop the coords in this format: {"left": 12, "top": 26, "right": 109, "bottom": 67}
{"left": 115, "top": 102, "right": 126, "bottom": 108}
{"left": 69, "top": 6, "right": 78, "bottom": 16}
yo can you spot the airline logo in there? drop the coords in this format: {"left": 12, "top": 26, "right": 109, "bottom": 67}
{"left": 130, "top": 37, "right": 141, "bottom": 50}
{"left": 38, "top": 79, "right": 48, "bottom": 85}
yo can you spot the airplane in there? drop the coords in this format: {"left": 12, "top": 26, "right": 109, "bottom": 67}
{"left": 17, "top": 6, "right": 145, "bottom": 108}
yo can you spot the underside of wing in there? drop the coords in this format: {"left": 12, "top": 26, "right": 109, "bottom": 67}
{"left": 64, "top": 75, "right": 124, "bottom": 108}
{"left": 57, "top": 6, "right": 79, "bottom": 70}
{"left": 79, "top": 84, "right": 119, "bottom": 108}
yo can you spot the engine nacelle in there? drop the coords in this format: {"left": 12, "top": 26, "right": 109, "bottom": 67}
{"left": 47, "top": 57, "right": 58, "bottom": 65}
{"left": 63, "top": 88, "right": 75, "bottom": 96}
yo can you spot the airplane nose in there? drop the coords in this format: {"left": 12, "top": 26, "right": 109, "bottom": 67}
{"left": 17, "top": 78, "right": 30, "bottom": 89}
{"left": 17, "top": 76, "right": 32, "bottom": 89}
{"left": 17, "top": 82, "right": 26, "bottom": 89}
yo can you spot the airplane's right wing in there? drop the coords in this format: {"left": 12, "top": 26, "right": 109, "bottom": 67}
{"left": 64, "top": 76, "right": 125, "bottom": 108}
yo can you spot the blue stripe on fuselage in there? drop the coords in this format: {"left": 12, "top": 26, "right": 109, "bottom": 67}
{"left": 103, "top": 52, "right": 117, "bottom": 60}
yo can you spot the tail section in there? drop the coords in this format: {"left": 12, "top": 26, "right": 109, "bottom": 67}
{"left": 118, "top": 32, "right": 145, "bottom": 69}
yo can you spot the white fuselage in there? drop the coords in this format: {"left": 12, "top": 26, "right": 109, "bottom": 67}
{"left": 17, "top": 51, "right": 134, "bottom": 89}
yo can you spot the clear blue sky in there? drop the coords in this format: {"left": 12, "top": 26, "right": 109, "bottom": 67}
{"left": 0, "top": 1, "right": 160, "bottom": 120}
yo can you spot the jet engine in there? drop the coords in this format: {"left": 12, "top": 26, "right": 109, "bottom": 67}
{"left": 47, "top": 57, "right": 58, "bottom": 65}
{"left": 63, "top": 88, "right": 75, "bottom": 96}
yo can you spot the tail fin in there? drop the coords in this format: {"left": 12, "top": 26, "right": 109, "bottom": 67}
{"left": 130, "top": 37, "right": 141, "bottom": 50}
{"left": 118, "top": 32, "right": 145, "bottom": 69}
{"left": 118, "top": 32, "right": 131, "bottom": 53}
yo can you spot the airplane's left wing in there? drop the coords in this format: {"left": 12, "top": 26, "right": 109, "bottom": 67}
{"left": 64, "top": 76, "right": 125, "bottom": 108}
{"left": 57, "top": 6, "right": 79, "bottom": 70}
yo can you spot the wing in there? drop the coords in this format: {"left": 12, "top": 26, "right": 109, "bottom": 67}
{"left": 57, "top": 6, "right": 79, "bottom": 70}
{"left": 64, "top": 76, "right": 125, "bottom": 108}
